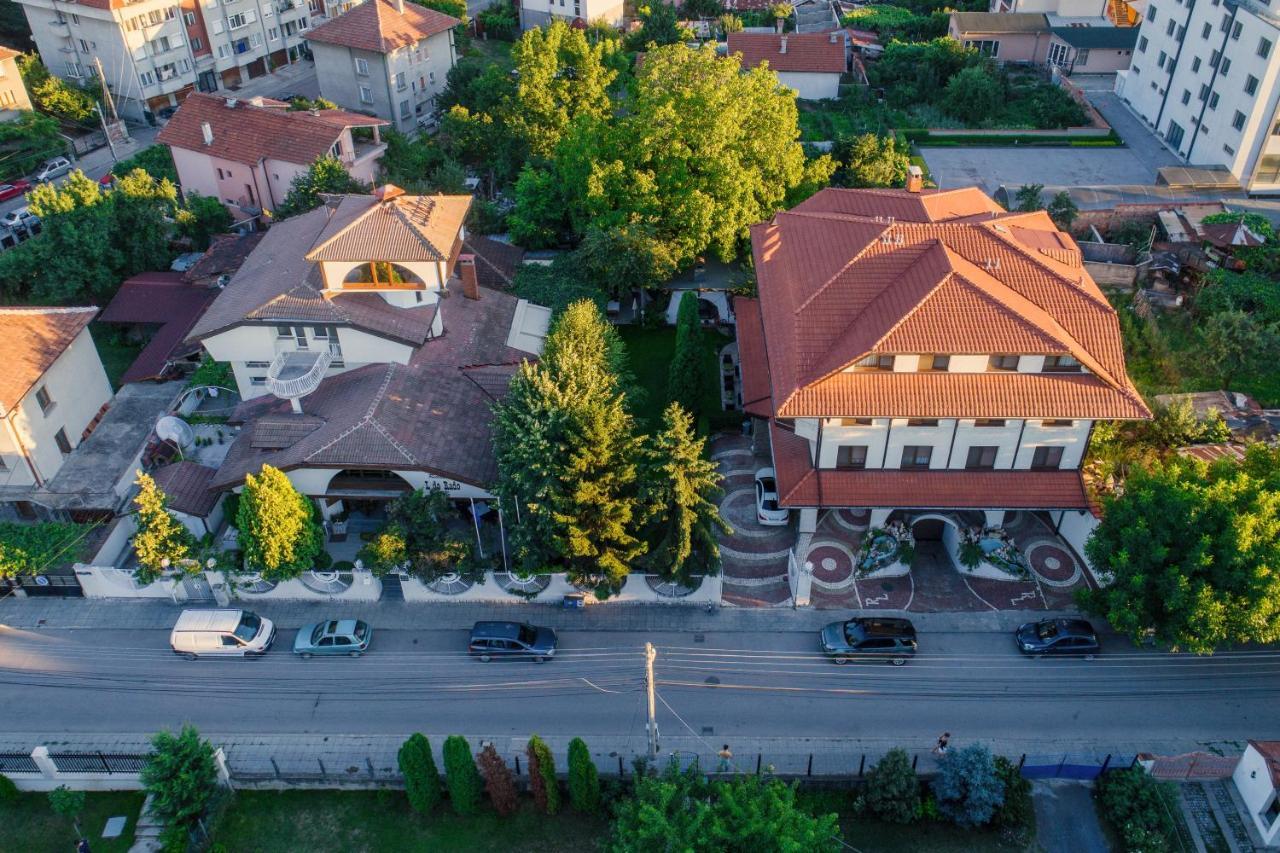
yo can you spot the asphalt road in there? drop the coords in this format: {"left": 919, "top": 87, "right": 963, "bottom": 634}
{"left": 2, "top": 623, "right": 1278, "bottom": 748}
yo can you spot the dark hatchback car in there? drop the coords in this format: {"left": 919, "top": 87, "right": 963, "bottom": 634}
{"left": 820, "top": 617, "right": 918, "bottom": 665}
{"left": 1016, "top": 618, "right": 1100, "bottom": 658}
{"left": 469, "top": 621, "right": 558, "bottom": 663}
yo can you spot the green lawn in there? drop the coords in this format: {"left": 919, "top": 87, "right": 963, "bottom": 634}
{"left": 210, "top": 790, "right": 608, "bottom": 853}
{"left": 89, "top": 322, "right": 144, "bottom": 391}
{"left": 617, "top": 324, "right": 728, "bottom": 430}
{"left": 0, "top": 790, "right": 144, "bottom": 853}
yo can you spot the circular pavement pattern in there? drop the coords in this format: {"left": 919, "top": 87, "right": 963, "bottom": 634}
{"left": 1026, "top": 541, "right": 1082, "bottom": 587}
{"left": 830, "top": 508, "right": 871, "bottom": 533}
{"left": 805, "top": 543, "right": 855, "bottom": 588}
{"left": 719, "top": 489, "right": 777, "bottom": 537}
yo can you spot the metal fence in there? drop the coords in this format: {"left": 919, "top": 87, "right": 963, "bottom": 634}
{"left": 1020, "top": 753, "right": 1137, "bottom": 780}
{"left": 0, "top": 752, "right": 38, "bottom": 774}
{"left": 49, "top": 752, "right": 149, "bottom": 774}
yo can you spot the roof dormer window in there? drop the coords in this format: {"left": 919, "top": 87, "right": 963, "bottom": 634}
{"left": 922, "top": 354, "right": 949, "bottom": 372}
{"left": 988, "top": 354, "right": 1020, "bottom": 372}
{"left": 856, "top": 354, "right": 894, "bottom": 371}
{"left": 1042, "top": 355, "right": 1082, "bottom": 373}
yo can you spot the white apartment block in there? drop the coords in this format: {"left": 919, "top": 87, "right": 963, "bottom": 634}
{"left": 15, "top": 0, "right": 327, "bottom": 122}
{"left": 1116, "top": 0, "right": 1280, "bottom": 193}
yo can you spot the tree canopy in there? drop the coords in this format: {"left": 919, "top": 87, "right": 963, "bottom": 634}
{"left": 274, "top": 155, "right": 368, "bottom": 219}
{"left": 0, "top": 521, "right": 89, "bottom": 580}
{"left": 235, "top": 465, "right": 324, "bottom": 580}
{"left": 833, "top": 133, "right": 911, "bottom": 188}
{"left": 131, "top": 471, "right": 196, "bottom": 586}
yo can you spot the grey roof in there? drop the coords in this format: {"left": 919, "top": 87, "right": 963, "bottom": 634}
{"left": 1050, "top": 26, "right": 1140, "bottom": 49}
{"left": 151, "top": 461, "right": 221, "bottom": 517}
{"left": 950, "top": 11, "right": 1048, "bottom": 33}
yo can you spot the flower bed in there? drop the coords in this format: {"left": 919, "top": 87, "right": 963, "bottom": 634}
{"left": 957, "top": 527, "right": 1029, "bottom": 580}
{"left": 857, "top": 522, "right": 914, "bottom": 575}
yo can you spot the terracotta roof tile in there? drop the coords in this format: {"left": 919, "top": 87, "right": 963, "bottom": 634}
{"left": 183, "top": 233, "right": 264, "bottom": 283}
{"left": 727, "top": 32, "right": 846, "bottom": 75}
{"left": 735, "top": 297, "right": 773, "bottom": 417}
{"left": 157, "top": 93, "right": 386, "bottom": 167}
{"left": 305, "top": 0, "right": 459, "bottom": 53}
{"left": 0, "top": 307, "right": 97, "bottom": 413}
{"left": 307, "top": 192, "right": 471, "bottom": 262}
{"left": 150, "top": 461, "right": 221, "bottom": 517}
{"left": 463, "top": 234, "right": 525, "bottom": 289}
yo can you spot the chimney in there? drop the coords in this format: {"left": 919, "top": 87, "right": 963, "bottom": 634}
{"left": 829, "top": 31, "right": 838, "bottom": 43}
{"left": 905, "top": 164, "right": 923, "bottom": 193}
{"left": 459, "top": 253, "right": 479, "bottom": 300}
{"left": 779, "top": 36, "right": 787, "bottom": 54}
{"left": 225, "top": 97, "right": 237, "bottom": 108}
{"left": 201, "top": 121, "right": 214, "bottom": 146}
{"left": 395, "top": 0, "right": 405, "bottom": 12}
{"left": 248, "top": 95, "right": 264, "bottom": 107}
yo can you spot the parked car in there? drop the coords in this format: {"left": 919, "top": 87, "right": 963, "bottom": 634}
{"left": 170, "top": 609, "right": 276, "bottom": 659}
{"left": 293, "top": 618, "right": 372, "bottom": 658}
{"left": 754, "top": 467, "right": 789, "bottom": 526}
{"left": 820, "top": 617, "right": 918, "bottom": 665}
{"left": 1016, "top": 618, "right": 1100, "bottom": 658}
{"left": 34, "top": 156, "right": 73, "bottom": 183}
{"left": 469, "top": 621, "right": 557, "bottom": 663}
{"left": 276, "top": 92, "right": 302, "bottom": 104}
{"left": 155, "top": 105, "right": 178, "bottom": 121}
{"left": 0, "top": 179, "right": 31, "bottom": 202}
{"left": 1, "top": 207, "right": 40, "bottom": 235}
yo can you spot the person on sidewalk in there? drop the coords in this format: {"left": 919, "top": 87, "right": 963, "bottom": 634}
{"left": 717, "top": 744, "right": 733, "bottom": 772}
{"left": 933, "top": 732, "right": 950, "bottom": 756}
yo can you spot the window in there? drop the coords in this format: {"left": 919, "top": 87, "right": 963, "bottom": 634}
{"left": 54, "top": 428, "right": 72, "bottom": 456}
{"left": 1261, "top": 37, "right": 1274, "bottom": 58}
{"left": 1181, "top": 89, "right": 1191, "bottom": 105}
{"left": 900, "top": 445, "right": 932, "bottom": 469}
{"left": 1165, "top": 18, "right": 1175, "bottom": 36}
{"left": 268, "top": 27, "right": 278, "bottom": 40}
{"left": 1158, "top": 50, "right": 1167, "bottom": 68}
{"left": 312, "top": 325, "right": 333, "bottom": 339}
{"left": 35, "top": 385, "right": 53, "bottom": 414}
{"left": 0, "top": 456, "right": 8, "bottom": 472}
{"left": 1220, "top": 57, "right": 1231, "bottom": 75}
{"left": 1042, "top": 419, "right": 1074, "bottom": 427}
{"left": 1221, "top": 12, "right": 1231, "bottom": 31}
{"left": 395, "top": 71, "right": 406, "bottom": 91}
{"left": 1199, "top": 83, "right": 1209, "bottom": 101}
{"left": 1263, "top": 795, "right": 1280, "bottom": 827}
{"left": 1146, "top": 4, "right": 1155, "bottom": 21}
{"left": 245, "top": 361, "right": 270, "bottom": 368}
{"left": 1273, "top": 120, "right": 1280, "bottom": 136}
{"left": 1201, "top": 22, "right": 1211, "bottom": 38}
{"left": 227, "top": 12, "right": 248, "bottom": 28}
{"left": 191, "top": 36, "right": 203, "bottom": 50}
{"left": 399, "top": 99, "right": 410, "bottom": 119}
{"left": 1210, "top": 49, "right": 1220, "bottom": 67}
{"left": 354, "top": 57, "right": 369, "bottom": 76}
{"left": 1232, "top": 21, "right": 1242, "bottom": 39}
{"left": 965, "top": 446, "right": 999, "bottom": 470}
{"left": 838, "top": 418, "right": 873, "bottom": 426}
{"left": 1042, "top": 355, "right": 1081, "bottom": 372}
{"left": 963, "top": 39, "right": 1000, "bottom": 57}
{"left": 184, "top": 11, "right": 196, "bottom": 24}
{"left": 906, "top": 419, "right": 939, "bottom": 427}
{"left": 1191, "top": 56, "right": 1200, "bottom": 72}
{"left": 276, "top": 325, "right": 293, "bottom": 338}
{"left": 836, "top": 445, "right": 868, "bottom": 469}
{"left": 1246, "top": 75, "right": 1259, "bottom": 96}
{"left": 1139, "top": 35, "right": 1148, "bottom": 51}
{"left": 139, "top": 70, "right": 155, "bottom": 86}
{"left": 924, "top": 354, "right": 950, "bottom": 372}
{"left": 1233, "top": 110, "right": 1247, "bottom": 131}
{"left": 359, "top": 85, "right": 373, "bottom": 104}
{"left": 250, "top": 376, "right": 267, "bottom": 386}
{"left": 974, "top": 419, "right": 1007, "bottom": 428}
{"left": 988, "top": 354, "right": 1019, "bottom": 371}
{"left": 1209, "top": 92, "right": 1219, "bottom": 109}
{"left": 855, "top": 354, "right": 894, "bottom": 371}
{"left": 1031, "top": 446, "right": 1064, "bottom": 470}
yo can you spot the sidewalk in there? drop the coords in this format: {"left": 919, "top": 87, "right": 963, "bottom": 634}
{"left": 0, "top": 595, "right": 1080, "bottom": 634}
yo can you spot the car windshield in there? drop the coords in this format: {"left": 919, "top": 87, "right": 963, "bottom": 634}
{"left": 761, "top": 478, "right": 776, "bottom": 491}
{"left": 310, "top": 624, "right": 325, "bottom": 644}
{"left": 1036, "top": 622, "right": 1059, "bottom": 640}
{"left": 234, "top": 613, "right": 262, "bottom": 642}
{"left": 518, "top": 625, "right": 537, "bottom": 645}
{"left": 762, "top": 498, "right": 779, "bottom": 511}
{"left": 842, "top": 623, "right": 864, "bottom": 643}
{"left": 354, "top": 622, "right": 368, "bottom": 640}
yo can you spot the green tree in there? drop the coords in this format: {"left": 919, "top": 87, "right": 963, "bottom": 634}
{"left": 286, "top": 96, "right": 338, "bottom": 111}
{"left": 235, "top": 464, "right": 324, "bottom": 581}
{"left": 512, "top": 256, "right": 608, "bottom": 314}
{"left": 835, "top": 133, "right": 910, "bottom": 189}
{"left": 1201, "top": 308, "right": 1280, "bottom": 387}
{"left": 0, "top": 772, "right": 18, "bottom": 805}
{"left": 48, "top": 786, "right": 85, "bottom": 836}
{"left": 526, "top": 735, "right": 560, "bottom": 815}
{"left": 630, "top": 1, "right": 690, "bottom": 48}
{"left": 640, "top": 403, "right": 729, "bottom": 580}
{"left": 411, "top": 0, "right": 466, "bottom": 18}
{"left": 1096, "top": 766, "right": 1180, "bottom": 851}
{"left": 492, "top": 301, "right": 646, "bottom": 589}
{"left": 867, "top": 38, "right": 979, "bottom": 109}
{"left": 0, "top": 110, "right": 66, "bottom": 175}
{"left": 1047, "top": 190, "right": 1079, "bottom": 230}
{"left": 140, "top": 725, "right": 220, "bottom": 835}
{"left": 718, "top": 12, "right": 744, "bottom": 33}
{"left": 567, "top": 737, "right": 600, "bottom": 813}
{"left": 510, "top": 21, "right": 618, "bottom": 161}
{"left": 943, "top": 65, "right": 1002, "bottom": 121}
{"left": 992, "top": 755, "right": 1033, "bottom": 832}
{"left": 1079, "top": 446, "right": 1280, "bottom": 653}
{"left": 574, "top": 223, "right": 679, "bottom": 299}
{"left": 684, "top": 0, "right": 723, "bottom": 17}
{"left": 477, "top": 744, "right": 519, "bottom": 816}
{"left": 274, "top": 155, "right": 367, "bottom": 218}
{"left": 131, "top": 471, "right": 196, "bottom": 586}
{"left": 508, "top": 165, "right": 569, "bottom": 248}
{"left": 18, "top": 54, "right": 99, "bottom": 122}
{"left": 667, "top": 293, "right": 705, "bottom": 415}
{"left": 863, "top": 747, "right": 920, "bottom": 824}
{"left": 933, "top": 743, "right": 1004, "bottom": 828}
{"left": 111, "top": 168, "right": 180, "bottom": 275}
{"left": 0, "top": 521, "right": 89, "bottom": 579}
{"left": 442, "top": 735, "right": 483, "bottom": 815}
{"left": 176, "top": 193, "right": 232, "bottom": 250}
{"left": 1013, "top": 183, "right": 1044, "bottom": 212}
{"left": 398, "top": 733, "right": 443, "bottom": 814}
{"left": 383, "top": 487, "right": 478, "bottom": 581}
{"left": 110, "top": 144, "right": 179, "bottom": 183}
{"left": 610, "top": 758, "right": 840, "bottom": 852}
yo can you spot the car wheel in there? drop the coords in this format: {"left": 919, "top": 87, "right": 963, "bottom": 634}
{"left": 891, "top": 657, "right": 906, "bottom": 667}
{"left": 480, "top": 654, "right": 491, "bottom": 663}
{"left": 833, "top": 656, "right": 849, "bottom": 665}
{"left": 1084, "top": 653, "right": 1096, "bottom": 661}
{"left": 300, "top": 652, "right": 312, "bottom": 659}
{"left": 534, "top": 656, "right": 546, "bottom": 664}
{"left": 350, "top": 651, "right": 362, "bottom": 658}
{"left": 184, "top": 652, "right": 198, "bottom": 661}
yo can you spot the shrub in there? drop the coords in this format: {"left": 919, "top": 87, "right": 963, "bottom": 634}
{"left": 864, "top": 747, "right": 920, "bottom": 824}
{"left": 442, "top": 735, "right": 483, "bottom": 815}
{"left": 567, "top": 737, "right": 601, "bottom": 813}
{"left": 141, "top": 725, "right": 219, "bottom": 834}
{"left": 0, "top": 772, "right": 18, "bottom": 804}
{"left": 992, "top": 755, "right": 1033, "bottom": 830}
{"left": 398, "top": 733, "right": 442, "bottom": 814}
{"left": 933, "top": 743, "right": 1004, "bottom": 828}
{"left": 1096, "top": 767, "right": 1179, "bottom": 851}
{"left": 527, "top": 735, "right": 561, "bottom": 815}
{"left": 48, "top": 785, "right": 84, "bottom": 826}
{"left": 477, "top": 744, "right": 519, "bottom": 816}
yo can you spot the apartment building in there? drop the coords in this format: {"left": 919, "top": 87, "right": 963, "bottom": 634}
{"left": 517, "top": 0, "right": 623, "bottom": 31}
{"left": 305, "top": 0, "right": 457, "bottom": 134}
{"left": 0, "top": 47, "right": 35, "bottom": 121}
{"left": 1116, "top": 0, "right": 1280, "bottom": 193}
{"left": 735, "top": 183, "right": 1149, "bottom": 553}
{"left": 989, "top": 0, "right": 1145, "bottom": 27}
{"left": 187, "top": 185, "right": 550, "bottom": 510}
{"left": 15, "top": 0, "right": 322, "bottom": 122}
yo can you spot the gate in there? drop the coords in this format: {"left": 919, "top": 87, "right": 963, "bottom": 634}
{"left": 1020, "top": 753, "right": 1135, "bottom": 780}
{"left": 4, "top": 572, "right": 83, "bottom": 597}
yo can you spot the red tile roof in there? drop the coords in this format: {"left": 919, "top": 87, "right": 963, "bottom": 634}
{"left": 305, "top": 0, "right": 459, "bottom": 53}
{"left": 0, "top": 307, "right": 97, "bottom": 414}
{"left": 0, "top": 46, "right": 20, "bottom": 61}
{"left": 747, "top": 187, "right": 1149, "bottom": 422}
{"left": 727, "top": 32, "right": 847, "bottom": 75}
{"left": 770, "top": 422, "right": 1090, "bottom": 509}
{"left": 1250, "top": 741, "right": 1280, "bottom": 787}
{"left": 157, "top": 93, "right": 386, "bottom": 167}
{"left": 306, "top": 191, "right": 471, "bottom": 262}
{"left": 99, "top": 272, "right": 218, "bottom": 384}
{"left": 735, "top": 297, "right": 773, "bottom": 417}
{"left": 151, "top": 461, "right": 221, "bottom": 517}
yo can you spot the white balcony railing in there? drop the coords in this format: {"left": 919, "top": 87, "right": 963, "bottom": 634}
{"left": 266, "top": 350, "right": 331, "bottom": 399}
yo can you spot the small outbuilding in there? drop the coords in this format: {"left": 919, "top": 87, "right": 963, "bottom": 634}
{"left": 1232, "top": 741, "right": 1280, "bottom": 846}
{"left": 727, "top": 32, "right": 847, "bottom": 100}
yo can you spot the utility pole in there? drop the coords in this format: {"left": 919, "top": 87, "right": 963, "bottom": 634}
{"left": 96, "top": 103, "right": 118, "bottom": 162}
{"left": 645, "top": 642, "right": 659, "bottom": 761}
{"left": 93, "top": 56, "right": 118, "bottom": 123}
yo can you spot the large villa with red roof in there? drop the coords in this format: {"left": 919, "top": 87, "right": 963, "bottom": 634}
{"left": 734, "top": 182, "right": 1149, "bottom": 592}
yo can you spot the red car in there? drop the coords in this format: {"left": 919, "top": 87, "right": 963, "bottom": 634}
{"left": 0, "top": 180, "right": 31, "bottom": 202}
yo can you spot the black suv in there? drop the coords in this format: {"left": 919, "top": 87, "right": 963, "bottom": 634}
{"left": 820, "top": 617, "right": 917, "bottom": 665}
{"left": 469, "top": 621, "right": 558, "bottom": 663}
{"left": 1016, "top": 618, "right": 1100, "bottom": 658}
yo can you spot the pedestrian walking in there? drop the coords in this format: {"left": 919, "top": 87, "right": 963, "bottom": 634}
{"left": 933, "top": 732, "right": 950, "bottom": 756}
{"left": 717, "top": 744, "right": 733, "bottom": 772}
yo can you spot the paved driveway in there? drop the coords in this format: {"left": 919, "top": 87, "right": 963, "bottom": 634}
{"left": 1034, "top": 781, "right": 1110, "bottom": 853}
{"left": 921, "top": 147, "right": 1159, "bottom": 195}
{"left": 1081, "top": 89, "right": 1182, "bottom": 177}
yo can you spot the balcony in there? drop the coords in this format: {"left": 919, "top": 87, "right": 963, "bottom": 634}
{"left": 266, "top": 350, "right": 331, "bottom": 400}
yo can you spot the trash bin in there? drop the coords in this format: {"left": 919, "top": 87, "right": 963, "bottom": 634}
{"left": 563, "top": 593, "right": 586, "bottom": 609}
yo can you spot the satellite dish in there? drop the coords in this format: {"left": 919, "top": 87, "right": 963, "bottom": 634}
{"left": 156, "top": 415, "right": 195, "bottom": 449}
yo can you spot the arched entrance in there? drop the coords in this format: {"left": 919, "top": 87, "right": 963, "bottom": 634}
{"left": 911, "top": 517, "right": 947, "bottom": 541}
{"left": 324, "top": 469, "right": 415, "bottom": 518}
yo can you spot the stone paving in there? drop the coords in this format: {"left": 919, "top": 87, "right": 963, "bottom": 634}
{"left": 710, "top": 433, "right": 794, "bottom": 607}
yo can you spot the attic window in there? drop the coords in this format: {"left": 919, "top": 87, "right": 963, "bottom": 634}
{"left": 1042, "top": 355, "right": 1082, "bottom": 373}
{"left": 856, "top": 354, "right": 894, "bottom": 371}
{"left": 988, "top": 354, "right": 1020, "bottom": 372}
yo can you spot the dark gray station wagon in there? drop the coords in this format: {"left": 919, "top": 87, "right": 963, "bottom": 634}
{"left": 469, "top": 621, "right": 558, "bottom": 662}
{"left": 821, "top": 617, "right": 918, "bottom": 665}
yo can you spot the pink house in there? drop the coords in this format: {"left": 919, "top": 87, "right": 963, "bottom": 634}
{"left": 157, "top": 93, "right": 389, "bottom": 219}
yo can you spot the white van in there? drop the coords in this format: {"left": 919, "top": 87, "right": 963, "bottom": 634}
{"left": 170, "top": 609, "right": 276, "bottom": 659}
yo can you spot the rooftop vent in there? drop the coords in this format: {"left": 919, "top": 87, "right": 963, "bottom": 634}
{"left": 225, "top": 98, "right": 238, "bottom": 108}
{"left": 201, "top": 121, "right": 214, "bottom": 146}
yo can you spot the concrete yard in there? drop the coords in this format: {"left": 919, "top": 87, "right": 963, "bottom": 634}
{"left": 921, "top": 147, "right": 1161, "bottom": 196}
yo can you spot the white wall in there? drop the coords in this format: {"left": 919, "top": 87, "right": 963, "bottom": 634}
{"left": 1233, "top": 746, "right": 1280, "bottom": 845}
{"left": 1056, "top": 509, "right": 1099, "bottom": 576}
{"left": 779, "top": 71, "right": 841, "bottom": 101}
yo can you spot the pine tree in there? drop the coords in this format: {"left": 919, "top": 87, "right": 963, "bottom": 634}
{"left": 235, "top": 464, "right": 324, "bottom": 581}
{"left": 667, "top": 292, "right": 706, "bottom": 417}
{"left": 640, "top": 403, "right": 730, "bottom": 581}
{"left": 567, "top": 737, "right": 600, "bottom": 813}
{"left": 527, "top": 735, "right": 561, "bottom": 815}
{"left": 442, "top": 736, "right": 483, "bottom": 816}
{"left": 492, "top": 300, "right": 646, "bottom": 590}
{"left": 398, "top": 733, "right": 442, "bottom": 814}
{"left": 131, "top": 471, "right": 196, "bottom": 586}
{"left": 477, "top": 744, "right": 519, "bottom": 817}
{"left": 140, "top": 726, "right": 219, "bottom": 835}
{"left": 863, "top": 747, "right": 920, "bottom": 824}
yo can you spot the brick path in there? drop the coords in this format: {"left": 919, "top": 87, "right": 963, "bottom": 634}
{"left": 710, "top": 433, "right": 793, "bottom": 607}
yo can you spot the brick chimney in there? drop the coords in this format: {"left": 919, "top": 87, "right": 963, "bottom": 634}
{"left": 459, "top": 253, "right": 479, "bottom": 300}
{"left": 905, "top": 165, "right": 923, "bottom": 193}
{"left": 394, "top": 0, "right": 404, "bottom": 12}
{"left": 201, "top": 121, "right": 214, "bottom": 146}
{"left": 780, "top": 36, "right": 788, "bottom": 54}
